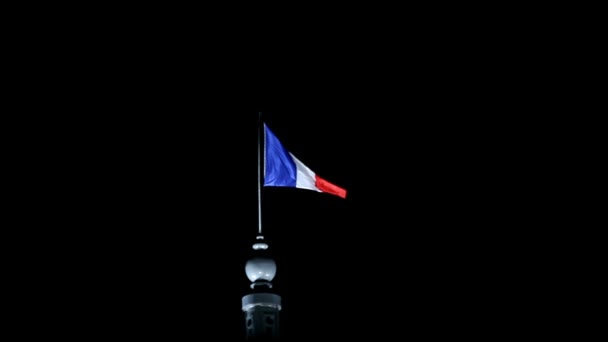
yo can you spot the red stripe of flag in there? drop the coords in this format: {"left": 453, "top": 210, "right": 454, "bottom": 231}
{"left": 315, "top": 176, "right": 347, "bottom": 199}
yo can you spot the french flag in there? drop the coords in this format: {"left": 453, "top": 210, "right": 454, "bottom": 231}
{"left": 263, "top": 124, "right": 347, "bottom": 199}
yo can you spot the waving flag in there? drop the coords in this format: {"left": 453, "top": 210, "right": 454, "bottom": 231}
{"left": 263, "top": 124, "right": 347, "bottom": 199}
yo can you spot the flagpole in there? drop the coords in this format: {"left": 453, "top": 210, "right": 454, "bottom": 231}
{"left": 257, "top": 111, "right": 263, "bottom": 237}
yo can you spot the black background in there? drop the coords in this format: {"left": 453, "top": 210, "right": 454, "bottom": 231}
{"left": 10, "top": 17, "right": 555, "bottom": 340}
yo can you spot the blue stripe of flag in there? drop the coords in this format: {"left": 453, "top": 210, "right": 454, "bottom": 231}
{"left": 264, "top": 124, "right": 297, "bottom": 187}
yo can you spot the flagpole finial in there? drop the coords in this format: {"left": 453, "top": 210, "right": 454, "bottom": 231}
{"left": 253, "top": 235, "right": 268, "bottom": 250}
{"left": 246, "top": 233, "right": 274, "bottom": 288}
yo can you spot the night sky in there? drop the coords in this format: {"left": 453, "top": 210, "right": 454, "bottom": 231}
{"left": 23, "top": 32, "right": 542, "bottom": 338}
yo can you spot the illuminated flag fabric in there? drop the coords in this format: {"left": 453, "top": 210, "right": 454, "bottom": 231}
{"left": 263, "top": 124, "right": 347, "bottom": 199}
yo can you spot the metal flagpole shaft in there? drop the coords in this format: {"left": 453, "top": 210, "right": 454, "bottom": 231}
{"left": 257, "top": 112, "right": 263, "bottom": 236}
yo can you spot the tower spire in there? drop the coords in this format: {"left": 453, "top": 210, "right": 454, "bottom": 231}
{"left": 243, "top": 238, "right": 281, "bottom": 340}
